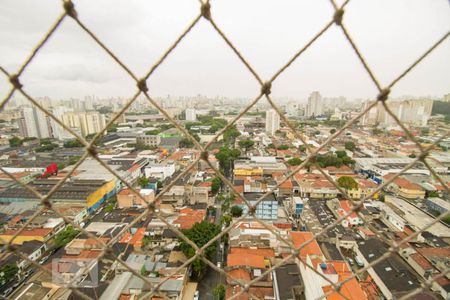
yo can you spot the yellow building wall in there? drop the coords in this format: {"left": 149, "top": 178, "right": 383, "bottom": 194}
{"left": 0, "top": 235, "right": 45, "bottom": 245}
{"left": 86, "top": 180, "right": 117, "bottom": 208}
{"left": 234, "top": 168, "right": 263, "bottom": 176}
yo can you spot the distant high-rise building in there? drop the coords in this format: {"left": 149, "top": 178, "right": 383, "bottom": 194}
{"left": 444, "top": 93, "right": 450, "bottom": 102}
{"left": 185, "top": 108, "right": 196, "bottom": 121}
{"left": 265, "top": 109, "right": 280, "bottom": 135}
{"left": 51, "top": 107, "right": 74, "bottom": 140}
{"left": 19, "top": 106, "right": 52, "bottom": 138}
{"left": 60, "top": 111, "right": 106, "bottom": 137}
{"left": 306, "top": 91, "right": 323, "bottom": 117}
{"left": 70, "top": 98, "right": 81, "bottom": 112}
{"left": 361, "top": 99, "right": 433, "bottom": 127}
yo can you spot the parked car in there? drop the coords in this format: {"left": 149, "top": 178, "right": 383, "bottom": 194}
{"left": 347, "top": 258, "right": 354, "bottom": 266}
{"left": 1, "top": 287, "right": 13, "bottom": 297}
{"left": 354, "top": 256, "right": 364, "bottom": 267}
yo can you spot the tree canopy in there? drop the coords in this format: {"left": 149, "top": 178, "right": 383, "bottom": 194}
{"left": 238, "top": 139, "right": 255, "bottom": 152}
{"left": 211, "top": 177, "right": 222, "bottom": 194}
{"left": 230, "top": 205, "right": 243, "bottom": 217}
{"left": 277, "top": 144, "right": 289, "bottom": 150}
{"left": 63, "top": 139, "right": 83, "bottom": 148}
{"left": 138, "top": 176, "right": 149, "bottom": 188}
{"left": 179, "top": 221, "right": 220, "bottom": 276}
{"left": 344, "top": 141, "right": 356, "bottom": 151}
{"left": 55, "top": 225, "right": 79, "bottom": 248}
{"left": 212, "top": 284, "right": 226, "bottom": 300}
{"left": 215, "top": 146, "right": 241, "bottom": 176}
{"left": 337, "top": 176, "right": 358, "bottom": 190}
{"left": 9, "top": 136, "right": 23, "bottom": 147}
{"left": 223, "top": 126, "right": 241, "bottom": 144}
{"left": 287, "top": 157, "right": 302, "bottom": 166}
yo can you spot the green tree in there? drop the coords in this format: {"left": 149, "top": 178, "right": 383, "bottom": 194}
{"left": 138, "top": 176, "right": 149, "bottom": 188}
{"left": 55, "top": 225, "right": 79, "bottom": 248}
{"left": 428, "top": 191, "right": 439, "bottom": 198}
{"left": 277, "top": 144, "right": 289, "bottom": 150}
{"left": 179, "top": 137, "right": 194, "bottom": 148}
{"left": 215, "top": 146, "right": 241, "bottom": 176}
{"left": 221, "top": 215, "right": 232, "bottom": 226}
{"left": 142, "top": 236, "right": 152, "bottom": 248}
{"left": 335, "top": 150, "right": 347, "bottom": 158}
{"left": 9, "top": 136, "right": 23, "bottom": 147}
{"left": 337, "top": 176, "right": 358, "bottom": 190}
{"left": 36, "top": 142, "right": 58, "bottom": 152}
{"left": 212, "top": 284, "right": 226, "bottom": 300}
{"left": 105, "top": 203, "right": 114, "bottom": 212}
{"left": 298, "top": 144, "right": 307, "bottom": 152}
{"left": 330, "top": 128, "right": 336, "bottom": 134}
{"left": 267, "top": 143, "right": 275, "bottom": 149}
{"left": 179, "top": 134, "right": 200, "bottom": 148}
{"left": 238, "top": 139, "right": 255, "bottom": 152}
{"left": 157, "top": 180, "right": 163, "bottom": 189}
{"left": 223, "top": 126, "right": 241, "bottom": 144}
{"left": 63, "top": 139, "right": 83, "bottom": 148}
{"left": 179, "top": 221, "right": 220, "bottom": 276}
{"left": 230, "top": 205, "right": 243, "bottom": 217}
{"left": 0, "top": 264, "right": 18, "bottom": 284}
{"left": 287, "top": 157, "right": 302, "bottom": 166}
{"left": 344, "top": 141, "right": 356, "bottom": 151}
{"left": 211, "top": 177, "right": 222, "bottom": 194}
{"left": 145, "top": 130, "right": 160, "bottom": 135}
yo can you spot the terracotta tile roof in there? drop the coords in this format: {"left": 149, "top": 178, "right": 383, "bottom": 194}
{"left": 324, "top": 277, "right": 368, "bottom": 300}
{"left": 272, "top": 171, "right": 284, "bottom": 179}
{"left": 173, "top": 209, "right": 206, "bottom": 229}
{"left": 227, "top": 253, "right": 265, "bottom": 269}
{"left": 127, "top": 164, "right": 140, "bottom": 172}
{"left": 279, "top": 180, "right": 293, "bottom": 189}
{"left": 129, "top": 227, "right": 145, "bottom": 247}
{"left": 383, "top": 175, "right": 422, "bottom": 190}
{"left": 326, "top": 166, "right": 353, "bottom": 173}
{"left": 416, "top": 247, "right": 450, "bottom": 258}
{"left": 228, "top": 269, "right": 251, "bottom": 281}
{"left": 339, "top": 200, "right": 358, "bottom": 219}
{"left": 198, "top": 181, "right": 212, "bottom": 188}
{"left": 410, "top": 253, "right": 433, "bottom": 270}
{"left": 233, "top": 186, "right": 244, "bottom": 193}
{"left": 229, "top": 247, "right": 275, "bottom": 258}
{"left": 312, "top": 180, "right": 335, "bottom": 189}
{"left": 226, "top": 286, "right": 274, "bottom": 300}
{"left": 290, "top": 231, "right": 323, "bottom": 258}
{"left": 358, "top": 179, "right": 377, "bottom": 189}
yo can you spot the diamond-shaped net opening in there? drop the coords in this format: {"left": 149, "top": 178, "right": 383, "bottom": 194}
{"left": 0, "top": 0, "right": 449, "bottom": 299}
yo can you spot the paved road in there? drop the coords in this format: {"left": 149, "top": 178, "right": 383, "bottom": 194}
{"left": 198, "top": 204, "right": 225, "bottom": 300}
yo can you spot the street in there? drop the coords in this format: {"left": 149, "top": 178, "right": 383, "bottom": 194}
{"left": 197, "top": 203, "right": 225, "bottom": 299}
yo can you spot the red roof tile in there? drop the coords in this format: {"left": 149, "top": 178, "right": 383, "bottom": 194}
{"left": 227, "top": 253, "right": 265, "bottom": 269}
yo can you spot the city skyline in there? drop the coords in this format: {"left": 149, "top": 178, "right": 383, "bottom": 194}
{"left": 1, "top": 0, "right": 449, "bottom": 100}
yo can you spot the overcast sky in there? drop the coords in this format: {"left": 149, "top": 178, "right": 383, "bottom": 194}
{"left": 0, "top": 0, "right": 449, "bottom": 102}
